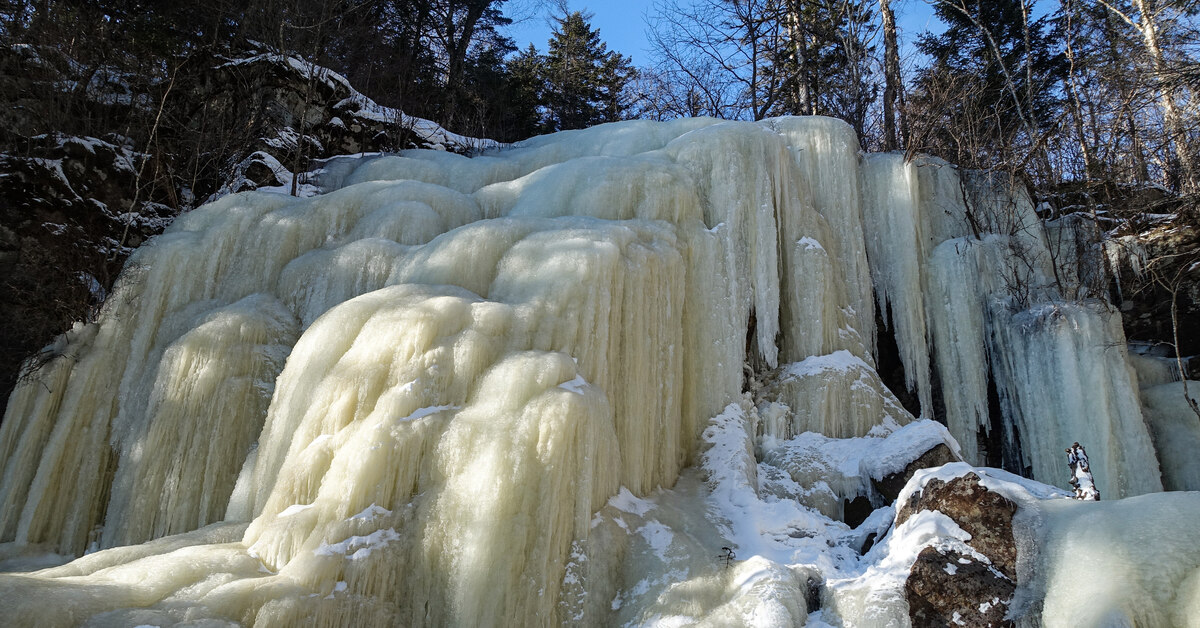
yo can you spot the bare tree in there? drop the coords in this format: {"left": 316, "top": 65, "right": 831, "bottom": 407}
{"left": 1144, "top": 246, "right": 1200, "bottom": 420}
{"left": 648, "top": 0, "right": 879, "bottom": 130}
{"left": 647, "top": 0, "right": 785, "bottom": 120}
{"left": 1097, "top": 0, "right": 1198, "bottom": 192}
{"left": 880, "top": 0, "right": 905, "bottom": 150}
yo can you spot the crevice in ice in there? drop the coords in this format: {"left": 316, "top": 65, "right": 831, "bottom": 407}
{"left": 982, "top": 371, "right": 1027, "bottom": 475}
{"left": 873, "top": 303, "right": 922, "bottom": 418}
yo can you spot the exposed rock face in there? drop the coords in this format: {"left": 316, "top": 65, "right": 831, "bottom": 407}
{"left": 1044, "top": 184, "right": 1199, "bottom": 363}
{"left": 195, "top": 49, "right": 427, "bottom": 197}
{"left": 874, "top": 443, "right": 960, "bottom": 503}
{"left": 0, "top": 134, "right": 171, "bottom": 402}
{"left": 899, "top": 472, "right": 1019, "bottom": 626}
{"left": 906, "top": 546, "right": 1014, "bottom": 627}
{"left": 898, "top": 473, "right": 1018, "bottom": 577}
{"left": 1110, "top": 220, "right": 1200, "bottom": 358}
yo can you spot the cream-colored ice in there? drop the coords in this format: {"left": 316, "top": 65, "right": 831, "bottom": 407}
{"left": 1036, "top": 491, "right": 1200, "bottom": 627}
{"left": 0, "top": 116, "right": 1172, "bottom": 626}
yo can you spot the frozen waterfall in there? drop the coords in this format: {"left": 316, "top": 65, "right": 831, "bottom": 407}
{"left": 0, "top": 116, "right": 1184, "bottom": 626}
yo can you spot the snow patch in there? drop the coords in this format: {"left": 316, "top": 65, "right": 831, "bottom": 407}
{"left": 557, "top": 374, "right": 589, "bottom": 394}
{"left": 277, "top": 503, "right": 314, "bottom": 517}
{"left": 314, "top": 528, "right": 402, "bottom": 560}
{"left": 349, "top": 504, "right": 392, "bottom": 522}
{"left": 396, "top": 405, "right": 460, "bottom": 423}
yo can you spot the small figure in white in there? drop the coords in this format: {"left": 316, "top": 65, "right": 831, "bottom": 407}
{"left": 1066, "top": 442, "right": 1100, "bottom": 501}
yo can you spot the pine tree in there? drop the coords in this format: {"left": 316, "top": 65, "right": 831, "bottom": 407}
{"left": 543, "top": 11, "right": 636, "bottom": 131}
{"left": 762, "top": 0, "right": 879, "bottom": 139}
{"left": 910, "top": 0, "right": 1065, "bottom": 174}
{"left": 501, "top": 44, "right": 546, "bottom": 140}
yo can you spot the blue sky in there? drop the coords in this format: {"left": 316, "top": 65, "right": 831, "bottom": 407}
{"left": 505, "top": 1, "right": 947, "bottom": 67}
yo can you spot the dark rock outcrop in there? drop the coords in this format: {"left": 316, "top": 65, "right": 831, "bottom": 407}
{"left": 873, "top": 443, "right": 960, "bottom": 504}
{"left": 906, "top": 546, "right": 1014, "bottom": 628}
{"left": 1110, "top": 219, "right": 1200, "bottom": 359}
{"left": 1042, "top": 184, "right": 1198, "bottom": 363}
{"left": 897, "top": 472, "right": 1018, "bottom": 578}
{"left": 899, "top": 472, "right": 1019, "bottom": 627}
{"left": 0, "top": 42, "right": 480, "bottom": 408}
{"left": 0, "top": 134, "right": 168, "bottom": 401}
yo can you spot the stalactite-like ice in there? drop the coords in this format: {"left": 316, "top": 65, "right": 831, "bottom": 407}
{"left": 861, "top": 154, "right": 933, "bottom": 413}
{"left": 0, "top": 115, "right": 1176, "bottom": 626}
{"left": 768, "top": 117, "right": 877, "bottom": 362}
{"left": 859, "top": 152, "right": 1162, "bottom": 498}
{"left": 1140, "top": 381, "right": 1200, "bottom": 491}
{"left": 102, "top": 295, "right": 298, "bottom": 549}
{"left": 987, "top": 302, "right": 1162, "bottom": 498}
{"left": 0, "top": 117, "right": 875, "bottom": 625}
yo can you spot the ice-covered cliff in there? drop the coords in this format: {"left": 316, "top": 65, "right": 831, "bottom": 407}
{"left": 0, "top": 116, "right": 1196, "bottom": 626}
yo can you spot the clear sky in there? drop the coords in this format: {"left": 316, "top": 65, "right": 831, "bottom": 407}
{"left": 504, "top": 0, "right": 947, "bottom": 68}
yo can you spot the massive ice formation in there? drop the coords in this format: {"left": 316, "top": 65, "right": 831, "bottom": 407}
{"left": 0, "top": 116, "right": 1185, "bottom": 626}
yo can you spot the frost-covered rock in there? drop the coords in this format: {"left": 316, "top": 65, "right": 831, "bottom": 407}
{"left": 906, "top": 546, "right": 1014, "bottom": 627}
{"left": 763, "top": 419, "right": 960, "bottom": 522}
{"left": 897, "top": 472, "right": 1018, "bottom": 580}
{"left": 1105, "top": 214, "right": 1199, "bottom": 359}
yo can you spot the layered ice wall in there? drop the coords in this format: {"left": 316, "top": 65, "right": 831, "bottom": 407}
{"left": 0, "top": 117, "right": 867, "bottom": 625}
{"left": 0, "top": 116, "right": 1171, "bottom": 625}
{"left": 859, "top": 156, "right": 1162, "bottom": 498}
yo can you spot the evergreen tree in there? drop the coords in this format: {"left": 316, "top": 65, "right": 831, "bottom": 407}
{"left": 542, "top": 11, "right": 636, "bottom": 131}
{"left": 910, "top": 0, "right": 1066, "bottom": 174}
{"left": 459, "top": 41, "right": 545, "bottom": 141}
{"left": 502, "top": 44, "right": 546, "bottom": 139}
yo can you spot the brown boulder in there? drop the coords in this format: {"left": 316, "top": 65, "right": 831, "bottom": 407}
{"left": 899, "top": 472, "right": 1021, "bottom": 627}
{"left": 906, "top": 546, "right": 1014, "bottom": 628}
{"left": 897, "top": 472, "right": 1018, "bottom": 579}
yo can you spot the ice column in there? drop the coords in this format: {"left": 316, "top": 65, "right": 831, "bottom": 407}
{"left": 988, "top": 302, "right": 1162, "bottom": 498}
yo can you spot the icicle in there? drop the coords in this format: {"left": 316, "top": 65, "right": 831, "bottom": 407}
{"left": 861, "top": 154, "right": 933, "bottom": 414}
{"left": 769, "top": 117, "right": 877, "bottom": 362}
{"left": 987, "top": 302, "right": 1162, "bottom": 498}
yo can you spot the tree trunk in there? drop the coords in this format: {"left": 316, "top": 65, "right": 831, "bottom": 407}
{"left": 1132, "top": 0, "right": 1196, "bottom": 191}
{"left": 442, "top": 0, "right": 488, "bottom": 127}
{"left": 1063, "top": 0, "right": 1096, "bottom": 178}
{"left": 397, "top": 2, "right": 433, "bottom": 115}
{"left": 1101, "top": 10, "right": 1151, "bottom": 183}
{"left": 880, "top": 0, "right": 902, "bottom": 150}
{"left": 786, "top": 0, "right": 813, "bottom": 115}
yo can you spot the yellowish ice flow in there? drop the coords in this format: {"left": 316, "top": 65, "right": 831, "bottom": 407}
{"left": 0, "top": 117, "right": 1182, "bottom": 626}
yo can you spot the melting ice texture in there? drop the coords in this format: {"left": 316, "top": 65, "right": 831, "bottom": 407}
{"left": 0, "top": 116, "right": 1183, "bottom": 626}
